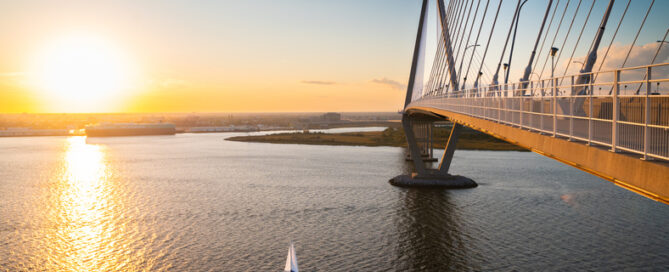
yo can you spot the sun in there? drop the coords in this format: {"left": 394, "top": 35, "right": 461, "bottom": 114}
{"left": 30, "top": 34, "right": 136, "bottom": 112}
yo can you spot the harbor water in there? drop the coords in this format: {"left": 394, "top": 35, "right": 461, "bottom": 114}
{"left": 1, "top": 130, "right": 668, "bottom": 271}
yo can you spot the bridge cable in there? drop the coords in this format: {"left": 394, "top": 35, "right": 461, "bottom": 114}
{"left": 554, "top": 0, "right": 583, "bottom": 86}
{"left": 537, "top": 0, "right": 571, "bottom": 81}
{"left": 451, "top": 0, "right": 475, "bottom": 66}
{"left": 462, "top": 0, "right": 491, "bottom": 90}
{"left": 435, "top": 40, "right": 449, "bottom": 95}
{"left": 434, "top": 0, "right": 465, "bottom": 95}
{"left": 636, "top": 27, "right": 667, "bottom": 94}
{"left": 456, "top": 0, "right": 482, "bottom": 89}
{"left": 447, "top": 0, "right": 461, "bottom": 35}
{"left": 596, "top": 0, "right": 630, "bottom": 80}
{"left": 611, "top": 0, "right": 657, "bottom": 94}
{"left": 472, "top": 51, "right": 493, "bottom": 83}
{"left": 450, "top": 0, "right": 473, "bottom": 68}
{"left": 426, "top": 35, "right": 445, "bottom": 96}
{"left": 519, "top": 0, "right": 553, "bottom": 88}
{"left": 617, "top": 0, "right": 654, "bottom": 70}
{"left": 425, "top": 0, "right": 453, "bottom": 97}
{"left": 560, "top": 0, "right": 596, "bottom": 78}
{"left": 444, "top": 0, "right": 454, "bottom": 28}
{"left": 439, "top": 0, "right": 468, "bottom": 94}
{"left": 492, "top": 0, "right": 523, "bottom": 88}
{"left": 504, "top": 0, "right": 528, "bottom": 84}
{"left": 428, "top": 0, "right": 455, "bottom": 96}
{"left": 434, "top": 39, "right": 448, "bottom": 95}
{"left": 588, "top": 0, "right": 632, "bottom": 94}
{"left": 532, "top": 0, "right": 561, "bottom": 78}
{"left": 426, "top": 10, "right": 447, "bottom": 98}
{"left": 475, "top": 0, "right": 504, "bottom": 95}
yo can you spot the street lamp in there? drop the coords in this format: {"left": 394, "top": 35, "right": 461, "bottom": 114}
{"left": 550, "top": 47, "right": 559, "bottom": 97}
{"left": 458, "top": 44, "right": 480, "bottom": 89}
{"left": 506, "top": 0, "right": 529, "bottom": 84}
{"left": 475, "top": 72, "right": 483, "bottom": 96}
{"left": 550, "top": 47, "right": 559, "bottom": 79}
{"left": 465, "top": 44, "right": 481, "bottom": 50}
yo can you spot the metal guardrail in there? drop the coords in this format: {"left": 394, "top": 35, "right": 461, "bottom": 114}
{"left": 408, "top": 63, "right": 669, "bottom": 161}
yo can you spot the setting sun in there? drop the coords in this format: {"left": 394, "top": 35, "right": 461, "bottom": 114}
{"left": 29, "top": 34, "right": 136, "bottom": 112}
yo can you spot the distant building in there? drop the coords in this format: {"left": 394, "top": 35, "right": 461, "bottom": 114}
{"left": 0, "top": 127, "right": 72, "bottom": 137}
{"left": 321, "top": 112, "right": 341, "bottom": 122}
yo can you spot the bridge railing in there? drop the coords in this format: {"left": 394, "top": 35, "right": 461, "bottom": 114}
{"left": 409, "top": 63, "right": 669, "bottom": 161}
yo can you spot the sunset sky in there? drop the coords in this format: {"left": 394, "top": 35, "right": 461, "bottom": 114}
{"left": 1, "top": 0, "right": 667, "bottom": 113}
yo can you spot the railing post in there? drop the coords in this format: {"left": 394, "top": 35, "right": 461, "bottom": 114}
{"left": 569, "top": 75, "right": 574, "bottom": 141}
{"left": 644, "top": 66, "right": 651, "bottom": 160}
{"left": 588, "top": 78, "right": 593, "bottom": 145}
{"left": 513, "top": 83, "right": 523, "bottom": 129}
{"left": 553, "top": 77, "right": 557, "bottom": 137}
{"left": 541, "top": 80, "right": 544, "bottom": 132}
{"left": 611, "top": 70, "right": 619, "bottom": 152}
{"left": 498, "top": 88, "right": 501, "bottom": 122}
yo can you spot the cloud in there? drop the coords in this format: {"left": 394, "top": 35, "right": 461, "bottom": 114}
{"left": 556, "top": 41, "right": 669, "bottom": 81}
{"left": 545, "top": 41, "right": 669, "bottom": 94}
{"left": 371, "top": 78, "right": 406, "bottom": 90}
{"left": 301, "top": 80, "right": 336, "bottom": 85}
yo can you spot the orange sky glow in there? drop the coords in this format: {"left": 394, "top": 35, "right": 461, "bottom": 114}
{"left": 0, "top": 1, "right": 416, "bottom": 113}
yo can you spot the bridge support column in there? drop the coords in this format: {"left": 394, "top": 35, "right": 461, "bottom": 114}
{"left": 437, "top": 123, "right": 462, "bottom": 174}
{"left": 390, "top": 116, "right": 476, "bottom": 189}
{"left": 402, "top": 115, "right": 428, "bottom": 175}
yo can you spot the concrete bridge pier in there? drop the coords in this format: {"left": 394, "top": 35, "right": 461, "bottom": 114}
{"left": 404, "top": 118, "right": 437, "bottom": 162}
{"left": 390, "top": 114, "right": 477, "bottom": 188}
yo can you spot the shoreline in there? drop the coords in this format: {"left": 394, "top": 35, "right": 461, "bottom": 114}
{"left": 225, "top": 128, "right": 528, "bottom": 151}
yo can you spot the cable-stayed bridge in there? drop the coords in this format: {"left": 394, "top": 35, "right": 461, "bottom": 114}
{"left": 393, "top": 0, "right": 669, "bottom": 204}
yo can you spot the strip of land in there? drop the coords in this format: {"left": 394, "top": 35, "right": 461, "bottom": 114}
{"left": 226, "top": 126, "right": 527, "bottom": 151}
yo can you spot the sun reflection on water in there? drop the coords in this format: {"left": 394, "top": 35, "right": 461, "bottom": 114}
{"left": 37, "top": 137, "right": 126, "bottom": 271}
{"left": 64, "top": 137, "right": 109, "bottom": 269}
{"left": 23, "top": 136, "right": 165, "bottom": 271}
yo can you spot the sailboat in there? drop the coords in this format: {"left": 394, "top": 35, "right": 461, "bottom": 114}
{"left": 283, "top": 242, "right": 299, "bottom": 272}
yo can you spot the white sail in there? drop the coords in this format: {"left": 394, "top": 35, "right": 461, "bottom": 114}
{"left": 283, "top": 242, "right": 298, "bottom": 272}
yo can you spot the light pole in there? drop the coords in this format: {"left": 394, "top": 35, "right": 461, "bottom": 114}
{"left": 550, "top": 47, "right": 559, "bottom": 97}
{"left": 506, "top": 0, "right": 529, "bottom": 84}
{"left": 459, "top": 44, "right": 480, "bottom": 89}
{"left": 503, "top": 63, "right": 509, "bottom": 95}
{"left": 475, "top": 72, "right": 483, "bottom": 96}
{"left": 550, "top": 47, "right": 559, "bottom": 79}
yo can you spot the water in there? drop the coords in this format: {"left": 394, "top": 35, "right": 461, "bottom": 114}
{"left": 1, "top": 131, "right": 668, "bottom": 271}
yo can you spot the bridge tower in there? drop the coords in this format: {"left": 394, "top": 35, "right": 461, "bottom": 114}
{"left": 390, "top": 0, "right": 476, "bottom": 188}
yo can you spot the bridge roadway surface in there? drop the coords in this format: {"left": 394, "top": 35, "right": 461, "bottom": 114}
{"left": 406, "top": 105, "right": 669, "bottom": 205}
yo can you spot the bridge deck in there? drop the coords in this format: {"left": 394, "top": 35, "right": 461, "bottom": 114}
{"left": 406, "top": 105, "right": 669, "bottom": 204}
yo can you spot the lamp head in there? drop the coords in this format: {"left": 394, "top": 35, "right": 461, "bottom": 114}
{"left": 550, "top": 47, "right": 559, "bottom": 57}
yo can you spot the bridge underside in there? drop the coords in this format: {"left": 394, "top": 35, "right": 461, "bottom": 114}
{"left": 406, "top": 106, "right": 669, "bottom": 205}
